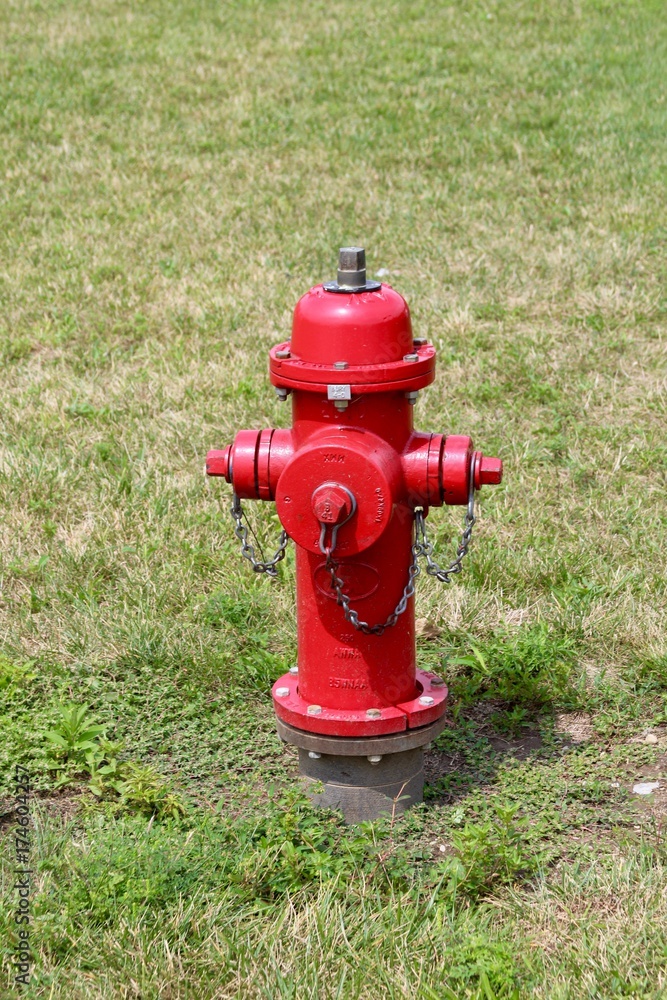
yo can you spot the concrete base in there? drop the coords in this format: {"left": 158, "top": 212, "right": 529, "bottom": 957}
{"left": 276, "top": 715, "right": 447, "bottom": 823}
{"left": 299, "top": 747, "right": 423, "bottom": 822}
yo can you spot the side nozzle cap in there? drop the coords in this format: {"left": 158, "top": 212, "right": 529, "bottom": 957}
{"left": 206, "top": 446, "right": 231, "bottom": 480}
{"left": 474, "top": 454, "right": 503, "bottom": 488}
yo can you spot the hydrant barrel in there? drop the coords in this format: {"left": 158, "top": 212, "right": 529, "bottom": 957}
{"left": 206, "top": 247, "right": 502, "bottom": 821}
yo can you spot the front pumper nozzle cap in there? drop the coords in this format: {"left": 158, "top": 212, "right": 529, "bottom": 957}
{"left": 323, "top": 246, "right": 381, "bottom": 294}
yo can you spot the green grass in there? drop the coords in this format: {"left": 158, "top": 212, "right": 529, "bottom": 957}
{"left": 1, "top": 0, "right": 667, "bottom": 995}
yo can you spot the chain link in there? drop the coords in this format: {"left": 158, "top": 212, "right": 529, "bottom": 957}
{"left": 324, "top": 481, "right": 476, "bottom": 635}
{"left": 230, "top": 493, "right": 289, "bottom": 577}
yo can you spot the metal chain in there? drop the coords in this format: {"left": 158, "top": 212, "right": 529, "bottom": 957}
{"left": 325, "top": 481, "right": 476, "bottom": 635}
{"left": 230, "top": 493, "right": 289, "bottom": 577}
{"left": 414, "top": 478, "right": 476, "bottom": 583}
{"left": 229, "top": 479, "right": 475, "bottom": 620}
{"left": 325, "top": 538, "right": 422, "bottom": 636}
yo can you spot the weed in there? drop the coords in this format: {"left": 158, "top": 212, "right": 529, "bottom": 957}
{"left": 422, "top": 939, "right": 521, "bottom": 999}
{"left": 0, "top": 655, "right": 37, "bottom": 694}
{"left": 440, "top": 804, "right": 543, "bottom": 903}
{"left": 43, "top": 703, "right": 107, "bottom": 768}
{"left": 636, "top": 653, "right": 667, "bottom": 692}
{"left": 491, "top": 707, "right": 530, "bottom": 736}
{"left": 447, "top": 624, "right": 578, "bottom": 709}
{"left": 113, "top": 762, "right": 187, "bottom": 821}
{"left": 42, "top": 705, "right": 186, "bottom": 820}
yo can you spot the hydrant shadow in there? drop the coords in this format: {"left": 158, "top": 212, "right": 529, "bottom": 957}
{"left": 422, "top": 703, "right": 594, "bottom": 807}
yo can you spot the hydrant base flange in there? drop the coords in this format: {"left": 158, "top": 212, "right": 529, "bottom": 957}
{"left": 272, "top": 669, "right": 448, "bottom": 737}
{"left": 276, "top": 713, "right": 449, "bottom": 755}
{"left": 277, "top": 714, "right": 449, "bottom": 823}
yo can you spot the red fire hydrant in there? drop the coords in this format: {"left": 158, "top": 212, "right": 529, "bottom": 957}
{"left": 207, "top": 248, "right": 502, "bottom": 822}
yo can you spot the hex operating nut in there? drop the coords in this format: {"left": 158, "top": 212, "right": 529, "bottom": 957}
{"left": 337, "top": 247, "right": 366, "bottom": 289}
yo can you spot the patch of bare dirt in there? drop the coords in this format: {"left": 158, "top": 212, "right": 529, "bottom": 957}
{"left": 555, "top": 712, "right": 594, "bottom": 744}
{"left": 485, "top": 732, "right": 545, "bottom": 758}
{"left": 415, "top": 617, "right": 443, "bottom": 640}
{"left": 629, "top": 727, "right": 667, "bottom": 749}
{"left": 629, "top": 752, "right": 667, "bottom": 817}
{"left": 0, "top": 788, "right": 83, "bottom": 831}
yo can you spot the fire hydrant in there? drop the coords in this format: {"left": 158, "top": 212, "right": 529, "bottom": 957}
{"left": 207, "top": 248, "right": 502, "bottom": 822}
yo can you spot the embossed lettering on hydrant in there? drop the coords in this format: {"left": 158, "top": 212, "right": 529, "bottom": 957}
{"left": 333, "top": 647, "right": 362, "bottom": 659}
{"left": 374, "top": 487, "right": 385, "bottom": 523}
{"left": 329, "top": 676, "right": 367, "bottom": 690}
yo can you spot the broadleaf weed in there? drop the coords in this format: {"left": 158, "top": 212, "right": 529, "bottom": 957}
{"left": 42, "top": 704, "right": 186, "bottom": 820}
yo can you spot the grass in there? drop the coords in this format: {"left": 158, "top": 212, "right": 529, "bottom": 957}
{"left": 1, "top": 0, "right": 667, "bottom": 995}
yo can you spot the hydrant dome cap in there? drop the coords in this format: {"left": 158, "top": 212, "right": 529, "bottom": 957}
{"left": 291, "top": 283, "right": 413, "bottom": 367}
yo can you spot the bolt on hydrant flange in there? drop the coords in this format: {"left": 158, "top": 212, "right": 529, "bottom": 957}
{"left": 206, "top": 247, "right": 503, "bottom": 822}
